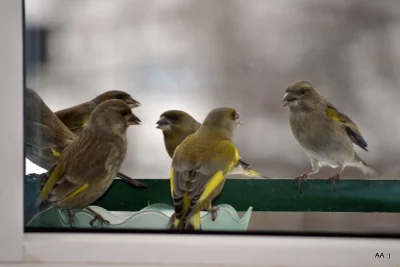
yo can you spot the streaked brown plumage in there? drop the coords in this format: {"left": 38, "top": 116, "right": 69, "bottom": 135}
{"left": 25, "top": 99, "right": 141, "bottom": 226}
{"left": 25, "top": 88, "right": 147, "bottom": 188}
{"left": 55, "top": 90, "right": 140, "bottom": 135}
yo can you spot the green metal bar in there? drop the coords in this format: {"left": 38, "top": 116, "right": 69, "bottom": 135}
{"left": 25, "top": 177, "right": 400, "bottom": 213}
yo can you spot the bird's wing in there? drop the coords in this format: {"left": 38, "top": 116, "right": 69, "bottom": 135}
{"left": 39, "top": 164, "right": 65, "bottom": 201}
{"left": 26, "top": 121, "right": 74, "bottom": 148}
{"left": 325, "top": 103, "right": 368, "bottom": 151}
{"left": 170, "top": 139, "right": 239, "bottom": 223}
{"left": 39, "top": 161, "right": 91, "bottom": 204}
{"left": 43, "top": 135, "right": 117, "bottom": 204}
{"left": 55, "top": 104, "right": 91, "bottom": 133}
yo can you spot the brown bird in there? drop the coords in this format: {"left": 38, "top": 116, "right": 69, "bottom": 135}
{"left": 25, "top": 88, "right": 146, "bottom": 188}
{"left": 55, "top": 90, "right": 140, "bottom": 135}
{"left": 25, "top": 99, "right": 141, "bottom": 227}
{"left": 283, "top": 80, "right": 380, "bottom": 191}
{"left": 25, "top": 87, "right": 76, "bottom": 170}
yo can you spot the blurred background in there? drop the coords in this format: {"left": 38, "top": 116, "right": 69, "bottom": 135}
{"left": 25, "top": 0, "right": 400, "bottom": 179}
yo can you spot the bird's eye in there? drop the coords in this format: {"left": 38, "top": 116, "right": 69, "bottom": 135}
{"left": 298, "top": 89, "right": 305, "bottom": 95}
{"left": 171, "top": 115, "right": 179, "bottom": 121}
{"left": 120, "top": 110, "right": 129, "bottom": 116}
{"left": 116, "top": 94, "right": 123, "bottom": 99}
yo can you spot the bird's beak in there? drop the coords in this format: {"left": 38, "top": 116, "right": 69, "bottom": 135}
{"left": 126, "top": 97, "right": 141, "bottom": 108}
{"left": 156, "top": 116, "right": 171, "bottom": 130}
{"left": 235, "top": 112, "right": 242, "bottom": 126}
{"left": 127, "top": 113, "right": 141, "bottom": 125}
{"left": 282, "top": 92, "right": 297, "bottom": 107}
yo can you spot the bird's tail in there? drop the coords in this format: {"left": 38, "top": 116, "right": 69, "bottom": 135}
{"left": 170, "top": 212, "right": 201, "bottom": 231}
{"left": 116, "top": 172, "right": 148, "bottom": 188}
{"left": 242, "top": 167, "right": 269, "bottom": 179}
{"left": 24, "top": 198, "right": 53, "bottom": 226}
{"left": 228, "top": 160, "right": 269, "bottom": 179}
{"left": 184, "top": 211, "right": 201, "bottom": 231}
{"left": 353, "top": 154, "right": 382, "bottom": 176}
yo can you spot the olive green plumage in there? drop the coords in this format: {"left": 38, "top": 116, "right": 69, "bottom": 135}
{"left": 170, "top": 107, "right": 240, "bottom": 230}
{"left": 156, "top": 110, "right": 268, "bottom": 179}
{"left": 283, "top": 80, "right": 380, "bottom": 191}
{"left": 25, "top": 99, "right": 141, "bottom": 226}
{"left": 55, "top": 90, "right": 140, "bottom": 135}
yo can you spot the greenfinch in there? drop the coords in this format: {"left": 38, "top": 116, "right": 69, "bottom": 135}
{"left": 25, "top": 88, "right": 75, "bottom": 170}
{"left": 170, "top": 107, "right": 240, "bottom": 230}
{"left": 25, "top": 99, "right": 141, "bottom": 226}
{"left": 25, "top": 88, "right": 147, "bottom": 188}
{"left": 55, "top": 90, "right": 140, "bottom": 135}
{"left": 282, "top": 80, "right": 380, "bottom": 191}
{"left": 156, "top": 110, "right": 268, "bottom": 180}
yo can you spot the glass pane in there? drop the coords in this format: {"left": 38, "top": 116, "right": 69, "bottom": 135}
{"left": 24, "top": 0, "right": 400, "bottom": 234}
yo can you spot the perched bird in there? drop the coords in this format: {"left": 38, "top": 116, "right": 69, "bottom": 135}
{"left": 170, "top": 107, "right": 240, "bottom": 230}
{"left": 282, "top": 80, "right": 380, "bottom": 191}
{"left": 25, "top": 88, "right": 75, "bottom": 171}
{"left": 25, "top": 88, "right": 147, "bottom": 188}
{"left": 55, "top": 90, "right": 140, "bottom": 135}
{"left": 25, "top": 99, "right": 141, "bottom": 226}
{"left": 156, "top": 110, "right": 268, "bottom": 180}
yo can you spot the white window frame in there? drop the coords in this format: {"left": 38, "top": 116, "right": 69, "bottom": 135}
{"left": 1, "top": 0, "right": 399, "bottom": 266}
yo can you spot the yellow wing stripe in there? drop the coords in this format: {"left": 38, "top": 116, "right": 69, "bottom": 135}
{"left": 199, "top": 170, "right": 225, "bottom": 204}
{"left": 51, "top": 148, "right": 61, "bottom": 157}
{"left": 326, "top": 107, "right": 362, "bottom": 134}
{"left": 188, "top": 211, "right": 201, "bottom": 230}
{"left": 39, "top": 164, "right": 64, "bottom": 201}
{"left": 59, "top": 183, "right": 89, "bottom": 204}
{"left": 198, "top": 146, "right": 239, "bottom": 205}
{"left": 173, "top": 218, "right": 180, "bottom": 229}
{"left": 82, "top": 114, "right": 89, "bottom": 127}
{"left": 224, "top": 147, "right": 240, "bottom": 174}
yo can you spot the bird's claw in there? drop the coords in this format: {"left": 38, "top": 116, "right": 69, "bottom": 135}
{"left": 327, "top": 173, "right": 340, "bottom": 191}
{"left": 85, "top": 207, "right": 110, "bottom": 227}
{"left": 293, "top": 173, "right": 309, "bottom": 192}
{"left": 210, "top": 207, "right": 219, "bottom": 221}
{"left": 67, "top": 210, "right": 76, "bottom": 227}
{"left": 89, "top": 214, "right": 110, "bottom": 227}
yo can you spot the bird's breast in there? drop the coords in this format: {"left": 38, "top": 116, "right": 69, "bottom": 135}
{"left": 289, "top": 110, "right": 354, "bottom": 163}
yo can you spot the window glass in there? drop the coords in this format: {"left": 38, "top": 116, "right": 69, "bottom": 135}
{"left": 24, "top": 0, "right": 400, "bottom": 234}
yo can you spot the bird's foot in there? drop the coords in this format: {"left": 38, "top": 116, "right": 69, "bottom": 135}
{"left": 293, "top": 172, "right": 310, "bottom": 192}
{"left": 209, "top": 207, "right": 219, "bottom": 221}
{"left": 67, "top": 210, "right": 76, "bottom": 227}
{"left": 170, "top": 212, "right": 176, "bottom": 223}
{"left": 85, "top": 207, "right": 110, "bottom": 227}
{"left": 327, "top": 173, "right": 340, "bottom": 191}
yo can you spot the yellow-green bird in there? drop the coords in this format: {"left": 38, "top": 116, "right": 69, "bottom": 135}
{"left": 169, "top": 107, "right": 240, "bottom": 230}
{"left": 55, "top": 90, "right": 140, "bottom": 135}
{"left": 25, "top": 99, "right": 141, "bottom": 227}
{"left": 24, "top": 88, "right": 147, "bottom": 188}
{"left": 156, "top": 110, "right": 268, "bottom": 180}
{"left": 282, "top": 80, "right": 380, "bottom": 191}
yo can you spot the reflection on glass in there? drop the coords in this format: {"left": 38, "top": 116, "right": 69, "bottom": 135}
{"left": 24, "top": 0, "right": 400, "bottom": 233}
